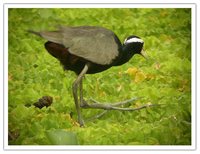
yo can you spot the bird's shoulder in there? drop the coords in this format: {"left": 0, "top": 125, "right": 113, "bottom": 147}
{"left": 61, "top": 26, "right": 115, "bottom": 40}
{"left": 61, "top": 26, "right": 120, "bottom": 65}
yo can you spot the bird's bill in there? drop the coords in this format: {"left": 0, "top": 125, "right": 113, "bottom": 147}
{"left": 140, "top": 49, "right": 148, "bottom": 59}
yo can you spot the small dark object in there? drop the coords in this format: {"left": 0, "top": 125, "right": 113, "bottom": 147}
{"left": 69, "top": 112, "right": 74, "bottom": 118}
{"left": 34, "top": 96, "right": 53, "bottom": 109}
{"left": 8, "top": 130, "right": 19, "bottom": 141}
{"left": 33, "top": 64, "right": 38, "bottom": 68}
{"left": 29, "top": 26, "right": 146, "bottom": 126}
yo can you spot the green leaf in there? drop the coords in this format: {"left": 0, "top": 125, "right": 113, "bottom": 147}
{"left": 46, "top": 129, "right": 78, "bottom": 145}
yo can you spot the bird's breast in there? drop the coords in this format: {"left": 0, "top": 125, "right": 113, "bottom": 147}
{"left": 44, "top": 41, "right": 113, "bottom": 75}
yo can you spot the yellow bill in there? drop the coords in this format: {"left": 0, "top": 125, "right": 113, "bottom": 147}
{"left": 140, "top": 49, "right": 148, "bottom": 59}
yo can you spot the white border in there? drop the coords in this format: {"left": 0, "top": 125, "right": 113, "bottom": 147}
{"left": 3, "top": 3, "right": 196, "bottom": 8}
{"left": 3, "top": 2, "right": 197, "bottom": 151}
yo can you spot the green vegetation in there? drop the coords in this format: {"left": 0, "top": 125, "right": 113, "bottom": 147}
{"left": 8, "top": 8, "right": 191, "bottom": 145}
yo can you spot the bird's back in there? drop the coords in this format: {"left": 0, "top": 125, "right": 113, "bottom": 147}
{"left": 33, "top": 26, "right": 121, "bottom": 65}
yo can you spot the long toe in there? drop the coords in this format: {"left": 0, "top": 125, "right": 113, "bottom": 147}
{"left": 80, "top": 99, "right": 88, "bottom": 107}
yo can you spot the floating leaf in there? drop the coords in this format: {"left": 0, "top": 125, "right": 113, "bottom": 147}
{"left": 134, "top": 71, "right": 146, "bottom": 83}
{"left": 126, "top": 67, "right": 138, "bottom": 77}
{"left": 126, "top": 67, "right": 147, "bottom": 83}
{"left": 46, "top": 129, "right": 78, "bottom": 145}
{"left": 153, "top": 62, "right": 161, "bottom": 70}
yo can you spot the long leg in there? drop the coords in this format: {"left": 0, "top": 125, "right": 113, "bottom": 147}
{"left": 72, "top": 64, "right": 89, "bottom": 127}
{"left": 79, "top": 77, "right": 83, "bottom": 105}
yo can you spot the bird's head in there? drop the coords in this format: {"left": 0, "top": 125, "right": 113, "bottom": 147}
{"left": 123, "top": 35, "right": 146, "bottom": 58}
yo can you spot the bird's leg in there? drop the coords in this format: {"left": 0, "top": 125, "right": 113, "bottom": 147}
{"left": 72, "top": 64, "right": 89, "bottom": 127}
{"left": 79, "top": 77, "right": 85, "bottom": 106}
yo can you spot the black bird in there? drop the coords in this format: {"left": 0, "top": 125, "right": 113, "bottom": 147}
{"left": 29, "top": 26, "right": 145, "bottom": 126}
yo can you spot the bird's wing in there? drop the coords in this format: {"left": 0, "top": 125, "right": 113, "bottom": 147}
{"left": 62, "top": 27, "right": 120, "bottom": 65}
{"left": 34, "top": 26, "right": 120, "bottom": 65}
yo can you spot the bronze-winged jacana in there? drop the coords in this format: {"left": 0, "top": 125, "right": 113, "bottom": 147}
{"left": 29, "top": 26, "right": 145, "bottom": 126}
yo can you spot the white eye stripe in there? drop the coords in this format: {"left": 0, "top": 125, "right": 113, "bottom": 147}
{"left": 124, "top": 37, "right": 144, "bottom": 44}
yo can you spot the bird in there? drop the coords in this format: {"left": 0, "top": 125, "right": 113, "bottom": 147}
{"left": 29, "top": 26, "right": 145, "bottom": 126}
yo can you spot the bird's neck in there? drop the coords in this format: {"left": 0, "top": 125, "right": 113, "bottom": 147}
{"left": 113, "top": 45, "right": 136, "bottom": 66}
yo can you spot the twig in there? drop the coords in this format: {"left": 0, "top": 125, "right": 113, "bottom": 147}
{"left": 8, "top": 131, "right": 15, "bottom": 140}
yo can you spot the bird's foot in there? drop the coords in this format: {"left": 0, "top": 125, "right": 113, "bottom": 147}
{"left": 78, "top": 117, "right": 85, "bottom": 127}
{"left": 80, "top": 97, "right": 158, "bottom": 122}
{"left": 80, "top": 97, "right": 142, "bottom": 110}
{"left": 78, "top": 119, "right": 85, "bottom": 127}
{"left": 90, "top": 97, "right": 140, "bottom": 107}
{"left": 79, "top": 97, "right": 138, "bottom": 122}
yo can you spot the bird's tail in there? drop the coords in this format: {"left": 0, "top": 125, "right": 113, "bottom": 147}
{"left": 27, "top": 30, "right": 62, "bottom": 45}
{"left": 27, "top": 30, "right": 42, "bottom": 37}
